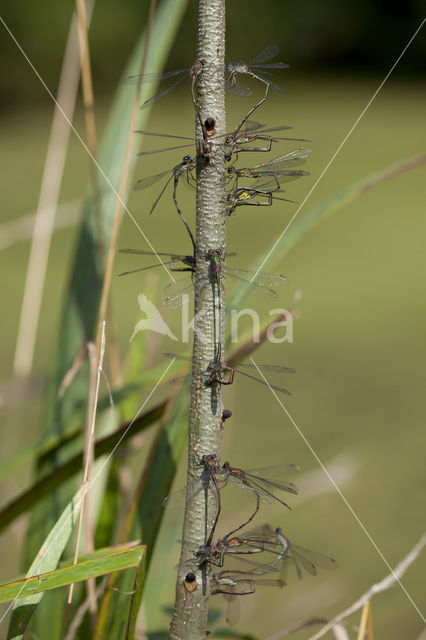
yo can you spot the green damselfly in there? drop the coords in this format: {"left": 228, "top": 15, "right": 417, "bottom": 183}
{"left": 119, "top": 248, "right": 287, "bottom": 308}
{"left": 227, "top": 147, "right": 311, "bottom": 189}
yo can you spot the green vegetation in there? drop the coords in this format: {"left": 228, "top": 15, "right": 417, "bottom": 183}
{"left": 0, "top": 8, "right": 424, "bottom": 639}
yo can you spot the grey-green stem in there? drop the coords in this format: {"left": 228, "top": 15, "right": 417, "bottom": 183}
{"left": 169, "top": 1, "right": 226, "bottom": 639}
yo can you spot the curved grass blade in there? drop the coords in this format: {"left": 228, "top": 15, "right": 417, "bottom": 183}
{"left": 2, "top": 545, "right": 145, "bottom": 604}
{"left": 6, "top": 488, "right": 83, "bottom": 640}
{"left": 0, "top": 401, "right": 167, "bottom": 533}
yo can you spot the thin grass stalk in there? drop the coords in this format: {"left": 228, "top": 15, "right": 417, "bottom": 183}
{"left": 75, "top": 0, "right": 103, "bottom": 253}
{"left": 12, "top": 0, "right": 95, "bottom": 378}
{"left": 169, "top": 1, "right": 226, "bottom": 638}
{"left": 356, "top": 602, "right": 373, "bottom": 640}
{"left": 75, "top": 0, "right": 123, "bottom": 386}
{"left": 63, "top": 579, "right": 107, "bottom": 640}
{"left": 304, "top": 534, "right": 426, "bottom": 640}
{"left": 92, "top": 0, "right": 158, "bottom": 368}
{"left": 67, "top": 323, "right": 105, "bottom": 613}
{"left": 73, "top": 0, "right": 103, "bottom": 617}
{"left": 75, "top": 0, "right": 123, "bottom": 390}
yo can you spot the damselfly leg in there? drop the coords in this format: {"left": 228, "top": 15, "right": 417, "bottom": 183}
{"left": 226, "top": 46, "right": 289, "bottom": 141}
{"left": 163, "top": 352, "right": 295, "bottom": 395}
{"left": 134, "top": 156, "right": 196, "bottom": 249}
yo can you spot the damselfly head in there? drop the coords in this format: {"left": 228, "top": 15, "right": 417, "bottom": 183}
{"left": 191, "top": 59, "right": 205, "bottom": 76}
{"left": 199, "top": 453, "right": 218, "bottom": 467}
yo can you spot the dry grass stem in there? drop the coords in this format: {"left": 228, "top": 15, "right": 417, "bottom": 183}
{"left": 356, "top": 601, "right": 374, "bottom": 640}
{"left": 307, "top": 534, "right": 426, "bottom": 640}
{"left": 68, "top": 322, "right": 106, "bottom": 613}
{"left": 12, "top": 0, "right": 95, "bottom": 378}
{"left": 75, "top": 0, "right": 104, "bottom": 252}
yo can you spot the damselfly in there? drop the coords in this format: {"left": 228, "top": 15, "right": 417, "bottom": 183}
{"left": 208, "top": 247, "right": 286, "bottom": 295}
{"left": 165, "top": 457, "right": 298, "bottom": 543}
{"left": 123, "top": 59, "right": 206, "bottom": 112}
{"left": 225, "top": 181, "right": 295, "bottom": 216}
{"left": 207, "top": 525, "right": 289, "bottom": 579}
{"left": 135, "top": 121, "right": 308, "bottom": 158}
{"left": 224, "top": 121, "right": 309, "bottom": 160}
{"left": 134, "top": 155, "right": 194, "bottom": 211}
{"left": 220, "top": 462, "right": 298, "bottom": 510}
{"left": 212, "top": 571, "right": 284, "bottom": 595}
{"left": 184, "top": 535, "right": 265, "bottom": 570}
{"left": 226, "top": 45, "right": 288, "bottom": 96}
{"left": 118, "top": 249, "right": 195, "bottom": 277}
{"left": 199, "top": 454, "right": 222, "bottom": 545}
{"left": 226, "top": 45, "right": 289, "bottom": 139}
{"left": 163, "top": 454, "right": 299, "bottom": 512}
{"left": 134, "top": 155, "right": 196, "bottom": 249}
{"left": 118, "top": 249, "right": 287, "bottom": 306}
{"left": 163, "top": 352, "right": 295, "bottom": 395}
{"left": 164, "top": 454, "right": 222, "bottom": 546}
{"left": 228, "top": 147, "right": 311, "bottom": 190}
{"left": 163, "top": 260, "right": 286, "bottom": 309}
{"left": 212, "top": 571, "right": 284, "bottom": 625}
{"left": 238, "top": 524, "right": 337, "bottom": 582}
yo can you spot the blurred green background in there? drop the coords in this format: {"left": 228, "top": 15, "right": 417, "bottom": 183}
{"left": 0, "top": 1, "right": 425, "bottom": 639}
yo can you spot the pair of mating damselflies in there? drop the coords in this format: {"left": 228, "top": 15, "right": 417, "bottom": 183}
{"left": 135, "top": 120, "right": 308, "bottom": 160}
{"left": 119, "top": 247, "right": 288, "bottom": 307}
{"left": 133, "top": 125, "right": 310, "bottom": 206}
{"left": 133, "top": 144, "right": 310, "bottom": 219}
{"left": 210, "top": 525, "right": 336, "bottom": 624}
{"left": 224, "top": 146, "right": 311, "bottom": 214}
{"left": 131, "top": 146, "right": 310, "bottom": 249}
{"left": 208, "top": 526, "right": 336, "bottom": 591}
{"left": 165, "top": 454, "right": 299, "bottom": 547}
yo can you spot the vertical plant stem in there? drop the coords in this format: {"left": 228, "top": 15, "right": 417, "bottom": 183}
{"left": 170, "top": 1, "right": 226, "bottom": 639}
{"left": 68, "top": 322, "right": 105, "bottom": 616}
{"left": 75, "top": 0, "right": 103, "bottom": 250}
{"left": 74, "top": 0, "right": 102, "bottom": 617}
{"left": 75, "top": 0, "right": 123, "bottom": 388}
